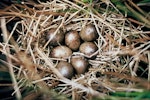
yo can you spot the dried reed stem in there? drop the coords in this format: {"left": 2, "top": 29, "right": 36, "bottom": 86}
{"left": 1, "top": 17, "right": 22, "bottom": 100}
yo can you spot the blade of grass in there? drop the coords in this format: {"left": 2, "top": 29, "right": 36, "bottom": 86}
{"left": 127, "top": 0, "right": 148, "bottom": 18}
{"left": 125, "top": 2, "right": 150, "bottom": 27}
{"left": 111, "top": 0, "right": 150, "bottom": 28}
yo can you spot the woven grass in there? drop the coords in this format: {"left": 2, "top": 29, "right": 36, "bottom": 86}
{"left": 0, "top": 0, "right": 150, "bottom": 100}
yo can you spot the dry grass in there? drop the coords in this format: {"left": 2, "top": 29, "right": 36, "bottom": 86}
{"left": 0, "top": 0, "right": 150, "bottom": 100}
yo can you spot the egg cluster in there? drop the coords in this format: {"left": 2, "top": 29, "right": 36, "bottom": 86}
{"left": 46, "top": 24, "right": 98, "bottom": 79}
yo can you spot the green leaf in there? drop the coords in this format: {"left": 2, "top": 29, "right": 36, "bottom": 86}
{"left": 138, "top": 0, "right": 150, "bottom": 4}
{"left": 82, "top": 0, "right": 92, "bottom": 3}
{"left": 110, "top": 91, "right": 150, "bottom": 99}
{"left": 137, "top": 0, "right": 150, "bottom": 6}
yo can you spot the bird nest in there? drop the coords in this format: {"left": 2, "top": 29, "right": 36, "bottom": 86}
{"left": 0, "top": 0, "right": 150, "bottom": 100}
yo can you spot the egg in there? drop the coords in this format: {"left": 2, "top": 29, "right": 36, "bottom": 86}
{"left": 80, "top": 24, "right": 98, "bottom": 41}
{"left": 71, "top": 56, "right": 89, "bottom": 74}
{"left": 79, "top": 42, "right": 98, "bottom": 57}
{"left": 65, "top": 30, "right": 81, "bottom": 51}
{"left": 50, "top": 46, "right": 72, "bottom": 59}
{"left": 57, "top": 61, "right": 74, "bottom": 79}
{"left": 46, "top": 28, "right": 64, "bottom": 46}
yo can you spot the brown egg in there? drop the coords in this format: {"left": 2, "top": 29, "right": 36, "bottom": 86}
{"left": 50, "top": 46, "right": 72, "bottom": 59}
{"left": 46, "top": 28, "right": 64, "bottom": 46}
{"left": 57, "top": 61, "right": 74, "bottom": 79}
{"left": 79, "top": 42, "right": 98, "bottom": 56}
{"left": 80, "top": 24, "right": 98, "bottom": 41}
{"left": 65, "top": 30, "right": 81, "bottom": 51}
{"left": 71, "top": 56, "right": 89, "bottom": 74}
